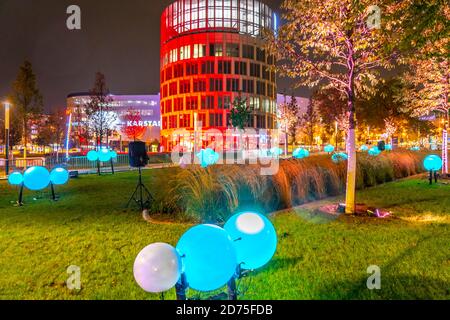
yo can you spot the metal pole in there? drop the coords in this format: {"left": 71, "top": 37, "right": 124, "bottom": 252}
{"left": 5, "top": 102, "right": 10, "bottom": 176}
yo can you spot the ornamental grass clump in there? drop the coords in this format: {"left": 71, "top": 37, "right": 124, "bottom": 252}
{"left": 154, "top": 152, "right": 426, "bottom": 222}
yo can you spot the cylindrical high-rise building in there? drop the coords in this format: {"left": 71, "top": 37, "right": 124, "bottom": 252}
{"left": 160, "top": 0, "right": 277, "bottom": 151}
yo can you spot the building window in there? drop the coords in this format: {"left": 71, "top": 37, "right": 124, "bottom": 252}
{"left": 209, "top": 78, "right": 223, "bottom": 91}
{"left": 234, "top": 61, "right": 247, "bottom": 76}
{"left": 242, "top": 44, "right": 255, "bottom": 59}
{"left": 242, "top": 79, "right": 254, "bottom": 94}
{"left": 193, "top": 44, "right": 206, "bottom": 58}
{"left": 201, "top": 61, "right": 215, "bottom": 74}
{"left": 186, "top": 63, "right": 199, "bottom": 75}
{"left": 210, "top": 43, "right": 223, "bottom": 57}
{"left": 201, "top": 96, "right": 215, "bottom": 110}
{"left": 170, "top": 48, "right": 178, "bottom": 63}
{"left": 226, "top": 78, "right": 240, "bottom": 92}
{"left": 193, "top": 80, "right": 206, "bottom": 92}
{"left": 169, "top": 115, "right": 177, "bottom": 129}
{"left": 256, "top": 48, "right": 266, "bottom": 62}
{"left": 256, "top": 81, "right": 266, "bottom": 95}
{"left": 169, "top": 82, "right": 178, "bottom": 95}
{"left": 250, "top": 63, "right": 261, "bottom": 78}
{"left": 197, "top": 113, "right": 207, "bottom": 127}
{"left": 209, "top": 113, "right": 223, "bottom": 127}
{"left": 218, "top": 61, "right": 231, "bottom": 74}
{"left": 186, "top": 97, "right": 198, "bottom": 110}
{"left": 218, "top": 95, "right": 231, "bottom": 109}
{"left": 249, "top": 96, "right": 260, "bottom": 110}
{"left": 226, "top": 43, "right": 239, "bottom": 57}
{"left": 180, "top": 114, "right": 191, "bottom": 128}
{"left": 174, "top": 64, "right": 184, "bottom": 78}
{"left": 174, "top": 97, "right": 183, "bottom": 111}
{"left": 165, "top": 66, "right": 173, "bottom": 81}
{"left": 180, "top": 80, "right": 191, "bottom": 94}
{"left": 180, "top": 45, "right": 191, "bottom": 60}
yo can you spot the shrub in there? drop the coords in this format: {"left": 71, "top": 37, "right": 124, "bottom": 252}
{"left": 153, "top": 151, "right": 426, "bottom": 223}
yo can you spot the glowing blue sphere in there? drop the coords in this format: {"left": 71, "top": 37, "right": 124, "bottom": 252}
{"left": 110, "top": 150, "right": 118, "bottom": 159}
{"left": 87, "top": 150, "right": 98, "bottom": 162}
{"left": 424, "top": 155, "right": 442, "bottom": 171}
{"left": 98, "top": 149, "right": 112, "bottom": 162}
{"left": 270, "top": 147, "right": 283, "bottom": 156}
{"left": 360, "top": 145, "right": 369, "bottom": 152}
{"left": 385, "top": 144, "right": 393, "bottom": 151}
{"left": 50, "top": 167, "right": 69, "bottom": 185}
{"left": 411, "top": 146, "right": 420, "bottom": 151}
{"left": 23, "top": 166, "right": 50, "bottom": 191}
{"left": 293, "top": 148, "right": 310, "bottom": 159}
{"left": 8, "top": 172, "right": 23, "bottom": 186}
{"left": 368, "top": 147, "right": 381, "bottom": 156}
{"left": 176, "top": 224, "right": 237, "bottom": 292}
{"left": 324, "top": 145, "right": 335, "bottom": 153}
{"left": 332, "top": 152, "right": 349, "bottom": 163}
{"left": 196, "top": 148, "right": 219, "bottom": 168}
{"left": 225, "top": 212, "right": 277, "bottom": 270}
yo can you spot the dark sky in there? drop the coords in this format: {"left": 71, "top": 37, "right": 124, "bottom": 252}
{"left": 0, "top": 0, "right": 303, "bottom": 113}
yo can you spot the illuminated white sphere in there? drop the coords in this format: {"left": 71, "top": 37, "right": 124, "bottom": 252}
{"left": 133, "top": 243, "right": 182, "bottom": 293}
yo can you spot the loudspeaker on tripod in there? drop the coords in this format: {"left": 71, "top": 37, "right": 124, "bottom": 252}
{"left": 129, "top": 141, "right": 149, "bottom": 168}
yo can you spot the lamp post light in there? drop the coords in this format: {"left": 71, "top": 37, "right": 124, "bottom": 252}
{"left": 4, "top": 101, "right": 11, "bottom": 176}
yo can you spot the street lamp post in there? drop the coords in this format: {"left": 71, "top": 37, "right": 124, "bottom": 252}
{"left": 4, "top": 101, "right": 11, "bottom": 176}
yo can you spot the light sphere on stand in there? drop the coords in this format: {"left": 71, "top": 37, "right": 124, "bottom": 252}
{"left": 224, "top": 212, "right": 277, "bottom": 270}
{"left": 8, "top": 172, "right": 23, "bottom": 186}
{"left": 98, "top": 148, "right": 112, "bottom": 162}
{"left": 332, "top": 152, "right": 348, "bottom": 163}
{"left": 23, "top": 166, "right": 50, "bottom": 191}
{"left": 385, "top": 144, "right": 393, "bottom": 151}
{"left": 176, "top": 224, "right": 237, "bottom": 292}
{"left": 293, "top": 148, "right": 310, "bottom": 159}
{"left": 110, "top": 150, "right": 118, "bottom": 159}
{"left": 360, "top": 145, "right": 369, "bottom": 152}
{"left": 368, "top": 146, "right": 381, "bottom": 156}
{"left": 133, "top": 243, "right": 182, "bottom": 293}
{"left": 324, "top": 145, "right": 335, "bottom": 153}
{"left": 423, "top": 155, "right": 442, "bottom": 171}
{"left": 270, "top": 147, "right": 283, "bottom": 156}
{"left": 50, "top": 167, "right": 69, "bottom": 185}
{"left": 87, "top": 150, "right": 98, "bottom": 162}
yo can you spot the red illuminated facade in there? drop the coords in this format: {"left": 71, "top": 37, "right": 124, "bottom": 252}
{"left": 160, "top": 0, "right": 277, "bottom": 151}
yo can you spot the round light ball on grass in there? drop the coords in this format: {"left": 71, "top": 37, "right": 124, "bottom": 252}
{"left": 368, "top": 147, "right": 381, "bottom": 156}
{"left": 87, "top": 150, "right": 98, "bottom": 162}
{"left": 423, "top": 155, "right": 442, "bottom": 171}
{"left": 50, "top": 167, "right": 69, "bottom": 185}
{"left": 8, "top": 172, "right": 23, "bottom": 186}
{"left": 98, "top": 148, "right": 112, "bottom": 162}
{"left": 176, "top": 224, "right": 237, "bottom": 292}
{"left": 293, "top": 148, "right": 309, "bottom": 159}
{"left": 225, "top": 212, "right": 277, "bottom": 270}
{"left": 23, "top": 166, "right": 50, "bottom": 191}
{"left": 133, "top": 243, "right": 182, "bottom": 293}
{"left": 324, "top": 145, "right": 335, "bottom": 153}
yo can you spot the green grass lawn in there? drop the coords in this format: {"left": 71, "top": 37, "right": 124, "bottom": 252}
{"left": 0, "top": 170, "right": 449, "bottom": 300}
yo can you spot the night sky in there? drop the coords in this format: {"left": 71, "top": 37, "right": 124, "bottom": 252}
{"left": 0, "top": 0, "right": 304, "bottom": 113}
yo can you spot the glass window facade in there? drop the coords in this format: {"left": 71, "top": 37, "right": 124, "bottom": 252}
{"left": 160, "top": 0, "right": 277, "bottom": 151}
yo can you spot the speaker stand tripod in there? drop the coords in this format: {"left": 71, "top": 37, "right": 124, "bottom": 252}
{"left": 127, "top": 166, "right": 154, "bottom": 211}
